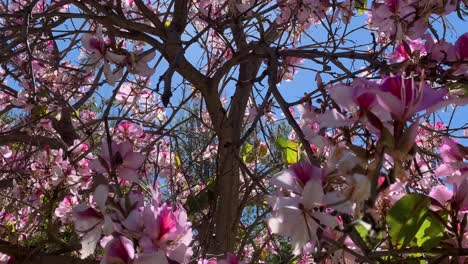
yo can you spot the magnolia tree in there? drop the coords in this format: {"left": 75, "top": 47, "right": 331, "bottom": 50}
{"left": 0, "top": 0, "right": 467, "bottom": 263}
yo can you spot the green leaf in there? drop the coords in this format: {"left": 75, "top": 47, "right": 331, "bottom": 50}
{"left": 386, "top": 194, "right": 431, "bottom": 249}
{"left": 413, "top": 210, "right": 446, "bottom": 250}
{"left": 276, "top": 136, "right": 299, "bottom": 165}
{"left": 355, "top": 223, "right": 369, "bottom": 239}
{"left": 242, "top": 143, "right": 255, "bottom": 163}
{"left": 175, "top": 155, "right": 182, "bottom": 169}
{"left": 31, "top": 105, "right": 48, "bottom": 119}
{"left": 355, "top": 0, "right": 367, "bottom": 15}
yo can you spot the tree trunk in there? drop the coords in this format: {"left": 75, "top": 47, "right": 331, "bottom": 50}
{"left": 208, "top": 60, "right": 260, "bottom": 256}
{"left": 210, "top": 128, "right": 241, "bottom": 255}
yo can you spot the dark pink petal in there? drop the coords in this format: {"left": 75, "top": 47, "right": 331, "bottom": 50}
{"left": 122, "top": 152, "right": 145, "bottom": 170}
{"left": 72, "top": 205, "right": 102, "bottom": 232}
{"left": 289, "top": 162, "right": 322, "bottom": 186}
{"left": 157, "top": 205, "right": 177, "bottom": 241}
{"left": 117, "top": 142, "right": 134, "bottom": 157}
{"left": 117, "top": 167, "right": 140, "bottom": 183}
{"left": 455, "top": 32, "right": 468, "bottom": 60}
{"left": 440, "top": 137, "right": 463, "bottom": 163}
{"left": 415, "top": 86, "right": 447, "bottom": 113}
{"left": 89, "top": 158, "right": 109, "bottom": 174}
{"left": 102, "top": 236, "right": 135, "bottom": 264}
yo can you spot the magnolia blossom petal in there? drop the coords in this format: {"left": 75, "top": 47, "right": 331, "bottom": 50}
{"left": 302, "top": 180, "right": 323, "bottom": 210}
{"left": 80, "top": 226, "right": 102, "bottom": 259}
{"left": 167, "top": 243, "right": 193, "bottom": 264}
{"left": 270, "top": 170, "right": 301, "bottom": 194}
{"left": 81, "top": 33, "right": 94, "bottom": 51}
{"left": 94, "top": 184, "right": 109, "bottom": 211}
{"left": 312, "top": 212, "right": 338, "bottom": 229}
{"left": 89, "top": 158, "right": 108, "bottom": 174}
{"left": 139, "top": 51, "right": 156, "bottom": 63}
{"left": 101, "top": 236, "right": 135, "bottom": 264}
{"left": 72, "top": 205, "right": 102, "bottom": 232}
{"left": 118, "top": 142, "right": 134, "bottom": 157}
{"left": 267, "top": 195, "right": 301, "bottom": 211}
{"left": 416, "top": 87, "right": 447, "bottom": 113}
{"left": 117, "top": 167, "right": 140, "bottom": 183}
{"left": 316, "top": 109, "right": 353, "bottom": 128}
{"left": 122, "top": 209, "right": 144, "bottom": 233}
{"left": 134, "top": 62, "right": 156, "bottom": 77}
{"left": 434, "top": 163, "right": 455, "bottom": 178}
{"left": 106, "top": 51, "right": 126, "bottom": 64}
{"left": 372, "top": 90, "right": 405, "bottom": 118}
{"left": 134, "top": 250, "right": 168, "bottom": 264}
{"left": 103, "top": 62, "right": 124, "bottom": 86}
{"left": 429, "top": 185, "right": 453, "bottom": 206}
{"left": 328, "top": 83, "right": 356, "bottom": 112}
{"left": 122, "top": 152, "right": 146, "bottom": 170}
{"left": 323, "top": 192, "right": 354, "bottom": 215}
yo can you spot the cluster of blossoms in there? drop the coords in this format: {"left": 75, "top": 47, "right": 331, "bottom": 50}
{"left": 267, "top": 159, "right": 370, "bottom": 255}
{"left": 0, "top": 0, "right": 466, "bottom": 263}
{"left": 199, "top": 253, "right": 244, "bottom": 264}
{"left": 276, "top": 0, "right": 357, "bottom": 41}
{"left": 387, "top": 32, "right": 468, "bottom": 76}
{"left": 73, "top": 140, "right": 193, "bottom": 263}
{"left": 73, "top": 186, "right": 193, "bottom": 263}
{"left": 81, "top": 26, "right": 155, "bottom": 85}
{"left": 368, "top": 0, "right": 458, "bottom": 41}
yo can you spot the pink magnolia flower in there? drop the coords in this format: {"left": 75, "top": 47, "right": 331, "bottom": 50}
{"left": 440, "top": 137, "right": 464, "bottom": 163}
{"left": 423, "top": 34, "right": 456, "bottom": 63}
{"left": 388, "top": 38, "right": 426, "bottom": 63}
{"left": 199, "top": 253, "right": 243, "bottom": 264}
{"left": 434, "top": 137, "right": 467, "bottom": 181}
{"left": 429, "top": 185, "right": 453, "bottom": 210}
{"left": 271, "top": 162, "right": 324, "bottom": 193}
{"left": 368, "top": 0, "right": 420, "bottom": 40}
{"left": 101, "top": 236, "right": 135, "bottom": 264}
{"left": 0, "top": 253, "right": 12, "bottom": 264}
{"left": 267, "top": 162, "right": 339, "bottom": 255}
{"left": 326, "top": 78, "right": 392, "bottom": 131}
{"left": 116, "top": 121, "right": 145, "bottom": 140}
{"left": 81, "top": 26, "right": 107, "bottom": 64}
{"left": 72, "top": 185, "right": 112, "bottom": 258}
{"left": 81, "top": 26, "right": 126, "bottom": 85}
{"left": 55, "top": 195, "right": 78, "bottom": 220}
{"left": 268, "top": 178, "right": 338, "bottom": 255}
{"left": 139, "top": 204, "right": 193, "bottom": 263}
{"left": 454, "top": 178, "right": 468, "bottom": 211}
{"left": 381, "top": 180, "right": 406, "bottom": 205}
{"left": 116, "top": 84, "right": 139, "bottom": 105}
{"left": 89, "top": 140, "right": 145, "bottom": 183}
{"left": 126, "top": 51, "right": 156, "bottom": 77}
{"left": 453, "top": 32, "right": 468, "bottom": 76}
{"left": 374, "top": 75, "right": 447, "bottom": 121}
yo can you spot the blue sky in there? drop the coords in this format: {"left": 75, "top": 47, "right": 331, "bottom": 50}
{"left": 44, "top": 4, "right": 467, "bottom": 140}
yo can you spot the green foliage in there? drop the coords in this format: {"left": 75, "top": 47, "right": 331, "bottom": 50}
{"left": 412, "top": 210, "right": 447, "bottom": 250}
{"left": 386, "top": 194, "right": 446, "bottom": 250}
{"left": 276, "top": 136, "right": 299, "bottom": 165}
{"left": 242, "top": 143, "right": 255, "bottom": 163}
{"left": 355, "top": 0, "right": 368, "bottom": 15}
